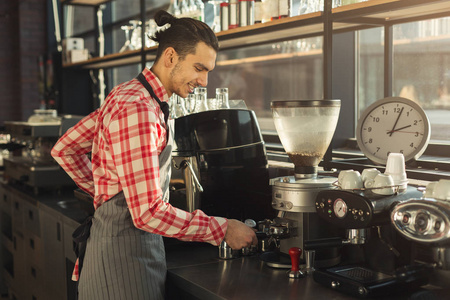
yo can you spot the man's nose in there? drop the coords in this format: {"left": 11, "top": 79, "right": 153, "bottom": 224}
{"left": 197, "top": 72, "right": 208, "bottom": 87}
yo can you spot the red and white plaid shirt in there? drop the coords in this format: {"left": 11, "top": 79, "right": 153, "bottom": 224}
{"left": 51, "top": 68, "right": 227, "bottom": 281}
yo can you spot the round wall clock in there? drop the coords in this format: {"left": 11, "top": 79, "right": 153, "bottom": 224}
{"left": 356, "top": 97, "right": 430, "bottom": 165}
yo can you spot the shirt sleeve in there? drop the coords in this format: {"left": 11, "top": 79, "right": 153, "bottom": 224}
{"left": 51, "top": 110, "right": 98, "bottom": 197}
{"left": 108, "top": 101, "right": 227, "bottom": 246}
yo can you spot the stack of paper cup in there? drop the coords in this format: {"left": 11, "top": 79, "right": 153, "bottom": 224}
{"left": 385, "top": 153, "right": 408, "bottom": 192}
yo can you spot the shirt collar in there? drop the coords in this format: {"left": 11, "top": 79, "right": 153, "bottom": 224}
{"left": 141, "top": 68, "right": 170, "bottom": 104}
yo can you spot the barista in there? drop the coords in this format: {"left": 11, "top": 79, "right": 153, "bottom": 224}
{"left": 51, "top": 10, "right": 256, "bottom": 300}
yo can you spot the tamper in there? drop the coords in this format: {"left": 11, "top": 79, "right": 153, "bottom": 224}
{"left": 288, "top": 247, "right": 304, "bottom": 278}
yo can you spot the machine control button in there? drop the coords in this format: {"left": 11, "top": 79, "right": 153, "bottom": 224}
{"left": 414, "top": 212, "right": 430, "bottom": 233}
{"left": 320, "top": 203, "right": 325, "bottom": 209}
{"left": 434, "top": 220, "right": 442, "bottom": 231}
{"left": 402, "top": 213, "right": 411, "bottom": 224}
{"left": 331, "top": 281, "right": 340, "bottom": 288}
{"left": 285, "top": 202, "right": 293, "bottom": 210}
{"left": 358, "top": 210, "right": 363, "bottom": 216}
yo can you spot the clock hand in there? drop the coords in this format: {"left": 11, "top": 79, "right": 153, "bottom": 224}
{"left": 386, "top": 124, "right": 412, "bottom": 134}
{"left": 388, "top": 107, "right": 404, "bottom": 137}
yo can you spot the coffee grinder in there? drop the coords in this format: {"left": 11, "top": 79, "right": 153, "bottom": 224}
{"left": 263, "top": 100, "right": 341, "bottom": 265}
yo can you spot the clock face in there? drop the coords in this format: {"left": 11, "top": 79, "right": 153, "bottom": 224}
{"left": 356, "top": 97, "right": 430, "bottom": 165}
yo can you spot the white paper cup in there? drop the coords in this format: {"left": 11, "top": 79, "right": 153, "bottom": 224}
{"left": 385, "top": 153, "right": 408, "bottom": 191}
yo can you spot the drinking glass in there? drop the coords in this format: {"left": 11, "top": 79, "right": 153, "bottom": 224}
{"left": 216, "top": 88, "right": 230, "bottom": 109}
{"left": 119, "top": 25, "right": 135, "bottom": 52}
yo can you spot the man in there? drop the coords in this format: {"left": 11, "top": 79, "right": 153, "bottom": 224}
{"left": 51, "top": 10, "right": 257, "bottom": 300}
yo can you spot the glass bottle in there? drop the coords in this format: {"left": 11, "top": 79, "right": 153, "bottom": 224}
{"left": 194, "top": 0, "right": 205, "bottom": 21}
{"left": 278, "top": 0, "right": 291, "bottom": 18}
{"left": 180, "top": 0, "right": 190, "bottom": 17}
{"left": 216, "top": 88, "right": 230, "bottom": 109}
{"left": 172, "top": 94, "right": 188, "bottom": 118}
{"left": 229, "top": 1, "right": 239, "bottom": 29}
{"left": 220, "top": 2, "right": 230, "bottom": 31}
{"left": 194, "top": 87, "right": 208, "bottom": 112}
{"left": 167, "top": 0, "right": 181, "bottom": 16}
{"left": 265, "top": 0, "right": 279, "bottom": 21}
{"left": 254, "top": 0, "right": 263, "bottom": 23}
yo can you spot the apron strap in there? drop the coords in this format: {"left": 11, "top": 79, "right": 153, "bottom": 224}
{"left": 137, "top": 73, "right": 170, "bottom": 140}
{"left": 72, "top": 215, "right": 93, "bottom": 276}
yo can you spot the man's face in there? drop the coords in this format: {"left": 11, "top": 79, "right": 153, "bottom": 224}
{"left": 168, "top": 42, "right": 217, "bottom": 98}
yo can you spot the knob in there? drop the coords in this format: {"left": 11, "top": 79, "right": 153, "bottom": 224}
{"left": 287, "top": 247, "right": 304, "bottom": 278}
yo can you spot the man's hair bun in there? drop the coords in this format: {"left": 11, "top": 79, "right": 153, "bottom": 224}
{"left": 154, "top": 10, "right": 177, "bottom": 27}
{"left": 151, "top": 10, "right": 219, "bottom": 62}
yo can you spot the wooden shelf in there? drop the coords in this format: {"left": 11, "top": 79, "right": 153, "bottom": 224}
{"left": 63, "top": 47, "right": 156, "bottom": 69}
{"left": 333, "top": 0, "right": 450, "bottom": 32}
{"left": 61, "top": 0, "right": 112, "bottom": 6}
{"left": 62, "top": 0, "right": 450, "bottom": 69}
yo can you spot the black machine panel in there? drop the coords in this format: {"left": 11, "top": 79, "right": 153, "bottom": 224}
{"left": 315, "top": 187, "right": 424, "bottom": 229}
{"left": 173, "top": 109, "right": 263, "bottom": 153}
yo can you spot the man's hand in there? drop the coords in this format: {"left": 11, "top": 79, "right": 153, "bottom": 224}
{"left": 223, "top": 219, "right": 257, "bottom": 250}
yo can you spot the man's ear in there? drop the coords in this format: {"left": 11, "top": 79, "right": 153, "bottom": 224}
{"left": 163, "top": 47, "right": 178, "bottom": 68}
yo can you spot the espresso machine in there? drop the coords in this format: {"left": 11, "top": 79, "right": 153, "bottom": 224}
{"left": 3, "top": 116, "right": 75, "bottom": 194}
{"left": 310, "top": 178, "right": 430, "bottom": 297}
{"left": 391, "top": 179, "right": 450, "bottom": 288}
{"left": 169, "top": 108, "right": 274, "bottom": 222}
{"left": 262, "top": 100, "right": 342, "bottom": 265}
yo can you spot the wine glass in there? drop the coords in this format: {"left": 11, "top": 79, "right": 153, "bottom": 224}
{"left": 119, "top": 25, "right": 135, "bottom": 52}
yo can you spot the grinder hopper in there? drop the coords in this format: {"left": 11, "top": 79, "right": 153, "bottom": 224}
{"left": 271, "top": 100, "right": 341, "bottom": 177}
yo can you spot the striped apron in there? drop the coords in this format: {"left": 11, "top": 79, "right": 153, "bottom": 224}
{"left": 77, "top": 74, "right": 173, "bottom": 300}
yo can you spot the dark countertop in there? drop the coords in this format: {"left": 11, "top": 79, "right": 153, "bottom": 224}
{"left": 3, "top": 182, "right": 449, "bottom": 300}
{"left": 164, "top": 241, "right": 450, "bottom": 300}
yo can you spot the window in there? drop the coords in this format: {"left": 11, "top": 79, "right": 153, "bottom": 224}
{"left": 211, "top": 37, "right": 324, "bottom": 133}
{"left": 358, "top": 17, "right": 450, "bottom": 143}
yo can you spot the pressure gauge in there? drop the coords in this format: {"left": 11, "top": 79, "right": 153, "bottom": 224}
{"left": 333, "top": 198, "right": 348, "bottom": 219}
{"left": 356, "top": 97, "right": 430, "bottom": 165}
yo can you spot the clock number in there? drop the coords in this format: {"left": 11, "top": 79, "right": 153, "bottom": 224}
{"left": 382, "top": 110, "right": 388, "bottom": 115}
{"left": 394, "top": 107, "right": 402, "bottom": 113}
{"left": 368, "top": 127, "right": 372, "bottom": 132}
{"left": 400, "top": 150, "right": 404, "bottom": 154}
{"left": 415, "top": 132, "right": 419, "bottom": 137}
{"left": 372, "top": 117, "right": 380, "bottom": 122}
{"left": 410, "top": 143, "right": 414, "bottom": 148}
{"left": 369, "top": 138, "right": 373, "bottom": 144}
{"left": 414, "top": 120, "right": 418, "bottom": 126}
{"left": 375, "top": 147, "right": 380, "bottom": 153}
